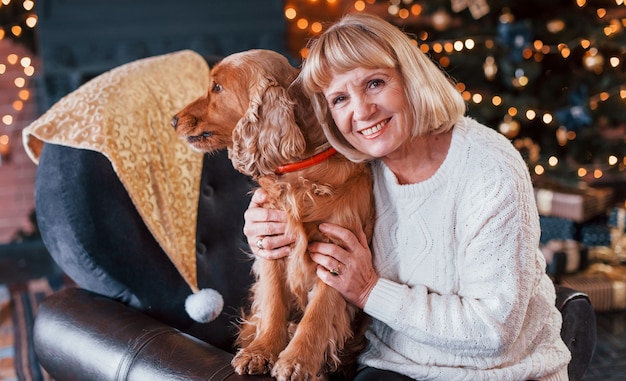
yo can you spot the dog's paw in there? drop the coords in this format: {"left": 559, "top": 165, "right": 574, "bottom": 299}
{"left": 271, "top": 358, "right": 324, "bottom": 381}
{"left": 231, "top": 349, "right": 274, "bottom": 376}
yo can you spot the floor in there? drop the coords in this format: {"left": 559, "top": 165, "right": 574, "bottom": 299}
{"left": 1, "top": 242, "right": 625, "bottom": 380}
{"left": 583, "top": 310, "right": 626, "bottom": 380}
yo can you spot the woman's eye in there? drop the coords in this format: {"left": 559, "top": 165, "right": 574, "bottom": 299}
{"left": 332, "top": 95, "right": 346, "bottom": 105}
{"left": 211, "top": 83, "right": 223, "bottom": 93}
{"left": 368, "top": 79, "right": 384, "bottom": 89}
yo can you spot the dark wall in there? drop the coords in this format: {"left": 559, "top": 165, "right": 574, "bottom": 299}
{"left": 35, "top": 0, "right": 287, "bottom": 110}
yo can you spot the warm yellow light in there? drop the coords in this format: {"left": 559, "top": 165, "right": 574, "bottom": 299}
{"left": 594, "top": 169, "right": 603, "bottom": 179}
{"left": 576, "top": 0, "right": 586, "bottom": 7}
{"left": 580, "top": 39, "right": 591, "bottom": 49}
{"left": 534, "top": 40, "right": 543, "bottom": 50}
{"left": 578, "top": 167, "right": 587, "bottom": 177}
{"left": 387, "top": 4, "right": 399, "bottom": 15}
{"left": 14, "top": 77, "right": 25, "bottom": 87}
{"left": 23, "top": 66, "right": 34, "bottom": 76}
{"left": 610, "top": 57, "right": 620, "bottom": 67}
{"left": 508, "top": 107, "right": 518, "bottom": 117}
{"left": 439, "top": 56, "right": 450, "bottom": 67}
{"left": 526, "top": 109, "right": 536, "bottom": 120}
{"left": 600, "top": 92, "right": 610, "bottom": 101}
{"left": 472, "top": 93, "right": 483, "bottom": 104}
{"left": 2, "top": 115, "right": 13, "bottom": 125}
{"left": 297, "top": 18, "right": 309, "bottom": 30}
{"left": 20, "top": 57, "right": 30, "bottom": 67}
{"left": 398, "top": 8, "right": 409, "bottom": 19}
{"left": 465, "top": 39, "right": 475, "bottom": 50}
{"left": 12, "top": 100, "right": 23, "bottom": 111}
{"left": 492, "top": 95, "right": 502, "bottom": 106}
{"left": 1, "top": 0, "right": 11, "bottom": 6}
{"left": 432, "top": 43, "right": 443, "bottom": 53}
{"left": 285, "top": 7, "right": 296, "bottom": 20}
{"left": 0, "top": 135, "right": 8, "bottom": 145}
{"left": 543, "top": 113, "right": 553, "bottom": 124}
{"left": 411, "top": 4, "right": 422, "bottom": 15}
{"left": 597, "top": 8, "right": 607, "bottom": 18}
{"left": 0, "top": 64, "right": 5, "bottom": 74}
{"left": 311, "top": 22, "right": 322, "bottom": 34}
{"left": 11, "top": 25, "right": 21, "bottom": 36}
{"left": 25, "top": 15, "right": 37, "bottom": 28}
{"left": 534, "top": 165, "right": 545, "bottom": 175}
{"left": 7, "top": 54, "right": 17, "bottom": 64}
{"left": 514, "top": 75, "right": 529, "bottom": 87}
{"left": 23, "top": 0, "right": 34, "bottom": 10}
{"left": 18, "top": 89, "right": 29, "bottom": 100}
{"left": 567, "top": 131, "right": 577, "bottom": 140}
{"left": 454, "top": 41, "right": 464, "bottom": 51}
{"left": 462, "top": 91, "right": 472, "bottom": 102}
{"left": 299, "top": 47, "right": 309, "bottom": 59}
{"left": 548, "top": 156, "right": 559, "bottom": 167}
{"left": 621, "top": 89, "right": 626, "bottom": 99}
{"left": 609, "top": 155, "right": 618, "bottom": 165}
{"left": 560, "top": 47, "right": 571, "bottom": 58}
{"left": 444, "top": 42, "right": 454, "bottom": 53}
{"left": 0, "top": 28, "right": 5, "bottom": 40}
{"left": 354, "top": 0, "right": 366, "bottom": 11}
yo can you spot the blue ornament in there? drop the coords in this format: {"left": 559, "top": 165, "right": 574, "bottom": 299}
{"left": 496, "top": 20, "right": 532, "bottom": 63}
{"left": 555, "top": 86, "right": 592, "bottom": 131}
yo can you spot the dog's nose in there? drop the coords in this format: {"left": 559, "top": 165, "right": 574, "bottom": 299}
{"left": 170, "top": 115, "right": 179, "bottom": 129}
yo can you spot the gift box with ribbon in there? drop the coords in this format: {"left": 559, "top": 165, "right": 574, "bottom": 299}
{"left": 535, "top": 185, "right": 614, "bottom": 223}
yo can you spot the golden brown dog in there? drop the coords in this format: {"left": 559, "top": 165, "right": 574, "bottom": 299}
{"left": 172, "top": 49, "right": 373, "bottom": 381}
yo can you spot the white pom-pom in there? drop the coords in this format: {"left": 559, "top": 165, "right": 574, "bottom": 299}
{"left": 185, "top": 288, "right": 224, "bottom": 323}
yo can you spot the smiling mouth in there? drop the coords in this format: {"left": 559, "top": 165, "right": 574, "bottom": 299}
{"left": 360, "top": 118, "right": 391, "bottom": 137}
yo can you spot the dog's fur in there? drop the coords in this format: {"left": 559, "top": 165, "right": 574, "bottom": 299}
{"left": 172, "top": 49, "right": 373, "bottom": 381}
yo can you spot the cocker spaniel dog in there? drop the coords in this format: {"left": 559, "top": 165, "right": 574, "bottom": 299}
{"left": 171, "top": 49, "right": 373, "bottom": 381}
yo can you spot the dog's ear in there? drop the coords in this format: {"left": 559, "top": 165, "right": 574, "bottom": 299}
{"left": 230, "top": 77, "right": 306, "bottom": 178}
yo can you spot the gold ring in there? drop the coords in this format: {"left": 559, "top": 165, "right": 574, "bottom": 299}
{"left": 256, "top": 238, "right": 264, "bottom": 250}
{"left": 329, "top": 264, "right": 341, "bottom": 276}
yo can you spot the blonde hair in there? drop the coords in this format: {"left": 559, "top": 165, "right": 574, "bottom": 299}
{"left": 299, "top": 12, "right": 466, "bottom": 162}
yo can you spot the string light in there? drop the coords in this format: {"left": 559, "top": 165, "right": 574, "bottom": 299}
{"left": 0, "top": 0, "right": 38, "bottom": 164}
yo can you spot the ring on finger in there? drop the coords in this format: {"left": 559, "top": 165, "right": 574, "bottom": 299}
{"left": 256, "top": 237, "right": 265, "bottom": 250}
{"left": 329, "top": 263, "right": 342, "bottom": 276}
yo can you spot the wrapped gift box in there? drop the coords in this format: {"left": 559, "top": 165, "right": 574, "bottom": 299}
{"left": 534, "top": 185, "right": 614, "bottom": 223}
{"left": 539, "top": 216, "right": 576, "bottom": 244}
{"left": 561, "top": 264, "right": 626, "bottom": 311}
{"left": 608, "top": 207, "right": 626, "bottom": 232}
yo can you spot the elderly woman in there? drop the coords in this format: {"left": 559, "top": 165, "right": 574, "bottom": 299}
{"left": 244, "top": 12, "right": 570, "bottom": 381}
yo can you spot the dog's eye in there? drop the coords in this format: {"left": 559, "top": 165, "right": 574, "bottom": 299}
{"left": 211, "top": 83, "right": 223, "bottom": 93}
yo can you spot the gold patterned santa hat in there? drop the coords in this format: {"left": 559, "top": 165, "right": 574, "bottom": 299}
{"left": 23, "top": 50, "right": 223, "bottom": 323}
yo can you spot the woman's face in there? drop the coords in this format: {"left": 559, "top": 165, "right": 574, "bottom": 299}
{"left": 323, "top": 66, "right": 412, "bottom": 159}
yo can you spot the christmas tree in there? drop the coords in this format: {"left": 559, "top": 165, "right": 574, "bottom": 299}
{"left": 285, "top": 0, "right": 626, "bottom": 193}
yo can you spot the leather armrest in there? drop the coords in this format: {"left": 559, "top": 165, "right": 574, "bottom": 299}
{"left": 555, "top": 285, "right": 596, "bottom": 381}
{"left": 34, "top": 288, "right": 272, "bottom": 381}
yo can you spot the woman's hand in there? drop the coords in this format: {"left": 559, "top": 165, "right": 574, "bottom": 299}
{"left": 308, "top": 223, "right": 378, "bottom": 309}
{"left": 243, "top": 188, "right": 294, "bottom": 259}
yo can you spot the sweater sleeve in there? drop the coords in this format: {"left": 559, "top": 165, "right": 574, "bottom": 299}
{"left": 363, "top": 132, "right": 550, "bottom": 359}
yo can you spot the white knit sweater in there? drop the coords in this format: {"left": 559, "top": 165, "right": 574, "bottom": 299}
{"left": 360, "top": 117, "right": 571, "bottom": 381}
